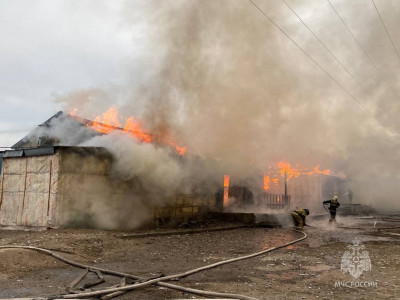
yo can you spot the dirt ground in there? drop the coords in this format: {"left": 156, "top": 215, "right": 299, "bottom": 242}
{"left": 0, "top": 215, "right": 399, "bottom": 300}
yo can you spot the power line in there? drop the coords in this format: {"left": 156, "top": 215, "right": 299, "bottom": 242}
{"left": 327, "top": 0, "right": 400, "bottom": 100}
{"left": 371, "top": 0, "right": 400, "bottom": 63}
{"left": 388, "top": 0, "right": 400, "bottom": 54}
{"left": 390, "top": 0, "right": 400, "bottom": 25}
{"left": 282, "top": 0, "right": 383, "bottom": 108}
{"left": 248, "top": 0, "right": 378, "bottom": 122}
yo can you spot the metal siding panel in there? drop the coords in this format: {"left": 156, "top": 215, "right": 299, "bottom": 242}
{"left": 3, "top": 150, "right": 23, "bottom": 158}
{"left": 23, "top": 147, "right": 54, "bottom": 157}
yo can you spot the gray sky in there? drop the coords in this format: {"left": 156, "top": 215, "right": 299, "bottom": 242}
{"left": 0, "top": 0, "right": 134, "bottom": 146}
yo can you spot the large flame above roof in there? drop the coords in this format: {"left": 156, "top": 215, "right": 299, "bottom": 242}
{"left": 70, "top": 107, "right": 186, "bottom": 155}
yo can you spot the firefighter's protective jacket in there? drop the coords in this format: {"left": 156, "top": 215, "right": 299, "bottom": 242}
{"left": 293, "top": 209, "right": 308, "bottom": 224}
{"left": 323, "top": 199, "right": 340, "bottom": 212}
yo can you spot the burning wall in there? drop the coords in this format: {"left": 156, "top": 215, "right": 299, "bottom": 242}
{"left": 222, "top": 160, "right": 341, "bottom": 213}
{"left": 262, "top": 162, "right": 340, "bottom": 213}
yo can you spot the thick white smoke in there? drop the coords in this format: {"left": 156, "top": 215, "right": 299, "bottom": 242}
{"left": 53, "top": 1, "right": 400, "bottom": 210}
{"left": 82, "top": 132, "right": 185, "bottom": 200}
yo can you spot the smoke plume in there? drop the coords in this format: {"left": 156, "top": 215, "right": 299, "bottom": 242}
{"left": 54, "top": 0, "right": 400, "bottom": 210}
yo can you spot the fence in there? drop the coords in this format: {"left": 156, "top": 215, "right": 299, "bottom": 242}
{"left": 264, "top": 193, "right": 290, "bottom": 209}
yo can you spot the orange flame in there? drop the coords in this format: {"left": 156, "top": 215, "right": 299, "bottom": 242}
{"left": 168, "top": 141, "right": 187, "bottom": 155}
{"left": 263, "top": 175, "right": 270, "bottom": 191}
{"left": 124, "top": 116, "right": 152, "bottom": 143}
{"left": 277, "top": 161, "right": 301, "bottom": 179}
{"left": 313, "top": 165, "right": 330, "bottom": 175}
{"left": 91, "top": 106, "right": 121, "bottom": 134}
{"left": 224, "top": 175, "right": 230, "bottom": 187}
{"left": 69, "top": 108, "right": 78, "bottom": 116}
{"left": 223, "top": 175, "right": 230, "bottom": 207}
{"left": 277, "top": 161, "right": 330, "bottom": 181}
{"left": 70, "top": 107, "right": 186, "bottom": 155}
{"left": 263, "top": 161, "right": 331, "bottom": 190}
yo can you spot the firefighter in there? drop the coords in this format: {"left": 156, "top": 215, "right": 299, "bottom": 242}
{"left": 291, "top": 208, "right": 310, "bottom": 230}
{"left": 323, "top": 196, "right": 340, "bottom": 223}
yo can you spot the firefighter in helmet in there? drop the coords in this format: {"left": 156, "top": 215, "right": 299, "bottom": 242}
{"left": 323, "top": 196, "right": 340, "bottom": 223}
{"left": 291, "top": 208, "right": 310, "bottom": 230}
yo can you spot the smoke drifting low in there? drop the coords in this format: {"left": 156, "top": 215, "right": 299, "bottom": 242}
{"left": 55, "top": 1, "right": 400, "bottom": 210}
{"left": 82, "top": 132, "right": 223, "bottom": 196}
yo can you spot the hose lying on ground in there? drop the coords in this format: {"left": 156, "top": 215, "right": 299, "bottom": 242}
{"left": 51, "top": 230, "right": 307, "bottom": 299}
{"left": 0, "top": 245, "right": 251, "bottom": 300}
{"left": 0, "top": 230, "right": 306, "bottom": 299}
{"left": 338, "top": 225, "right": 400, "bottom": 230}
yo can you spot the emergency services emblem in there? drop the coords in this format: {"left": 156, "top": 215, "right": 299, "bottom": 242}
{"left": 341, "top": 238, "right": 371, "bottom": 279}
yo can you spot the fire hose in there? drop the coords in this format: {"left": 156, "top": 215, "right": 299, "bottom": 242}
{"left": 338, "top": 225, "right": 400, "bottom": 230}
{"left": 338, "top": 214, "right": 400, "bottom": 230}
{"left": 0, "top": 230, "right": 307, "bottom": 300}
{"left": 0, "top": 245, "right": 252, "bottom": 300}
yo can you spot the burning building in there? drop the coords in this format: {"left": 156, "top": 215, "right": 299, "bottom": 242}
{"left": 222, "top": 161, "right": 346, "bottom": 215}
{"left": 0, "top": 111, "right": 221, "bottom": 229}
{"left": 0, "top": 109, "right": 348, "bottom": 230}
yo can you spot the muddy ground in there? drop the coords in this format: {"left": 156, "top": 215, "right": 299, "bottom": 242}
{"left": 0, "top": 215, "right": 399, "bottom": 300}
